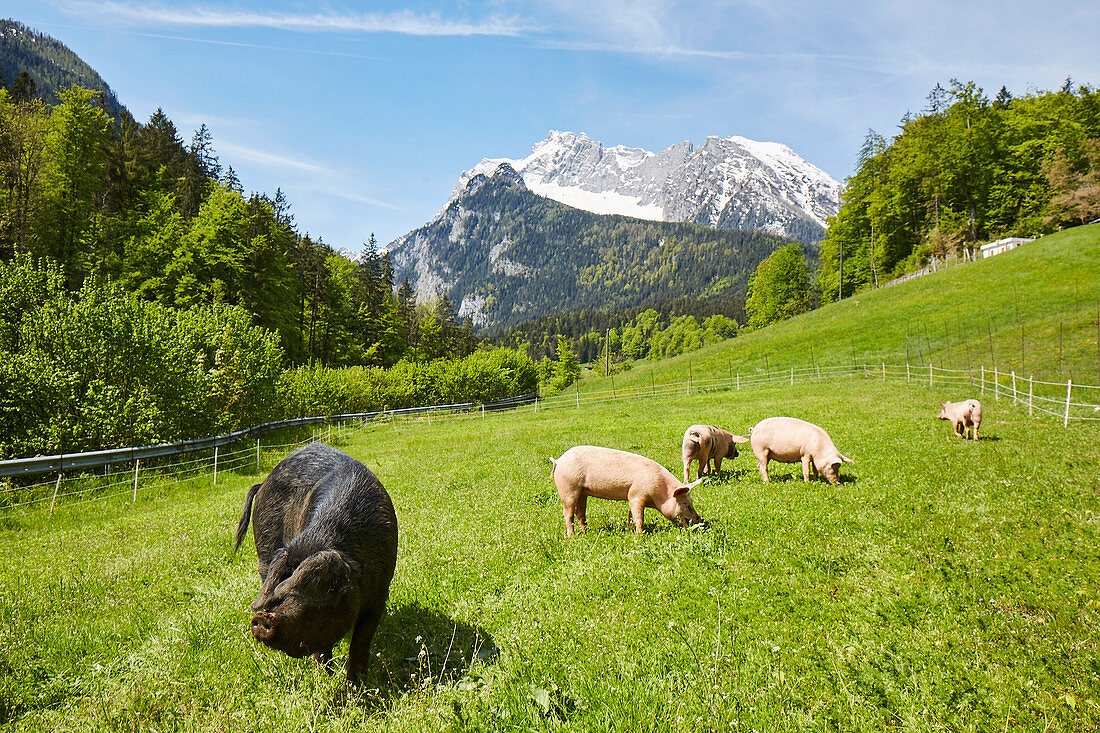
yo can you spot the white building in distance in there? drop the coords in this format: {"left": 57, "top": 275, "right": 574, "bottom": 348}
{"left": 980, "top": 236, "right": 1034, "bottom": 259}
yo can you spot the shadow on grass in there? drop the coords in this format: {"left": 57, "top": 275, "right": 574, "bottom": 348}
{"left": 351, "top": 602, "right": 499, "bottom": 708}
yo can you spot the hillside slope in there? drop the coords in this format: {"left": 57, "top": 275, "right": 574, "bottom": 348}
{"left": 596, "top": 225, "right": 1100, "bottom": 389}
{"left": 0, "top": 19, "right": 124, "bottom": 115}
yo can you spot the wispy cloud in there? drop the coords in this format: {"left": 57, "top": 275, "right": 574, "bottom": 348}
{"left": 59, "top": 1, "right": 532, "bottom": 37}
{"left": 217, "top": 142, "right": 331, "bottom": 175}
{"left": 537, "top": 38, "right": 892, "bottom": 73}
{"left": 216, "top": 142, "right": 403, "bottom": 211}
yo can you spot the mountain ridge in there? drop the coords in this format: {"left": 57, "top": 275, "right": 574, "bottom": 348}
{"left": 447, "top": 130, "right": 843, "bottom": 242}
{"left": 0, "top": 19, "right": 125, "bottom": 115}
{"left": 390, "top": 164, "right": 811, "bottom": 332}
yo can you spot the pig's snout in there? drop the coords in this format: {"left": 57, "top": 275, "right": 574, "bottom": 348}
{"left": 251, "top": 611, "right": 278, "bottom": 642}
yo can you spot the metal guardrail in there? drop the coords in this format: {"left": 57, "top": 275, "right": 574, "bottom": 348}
{"left": 0, "top": 392, "right": 538, "bottom": 479}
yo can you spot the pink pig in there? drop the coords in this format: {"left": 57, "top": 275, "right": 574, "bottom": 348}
{"left": 550, "top": 445, "right": 703, "bottom": 537}
{"left": 937, "top": 399, "right": 982, "bottom": 440}
{"left": 681, "top": 424, "right": 749, "bottom": 482}
{"left": 749, "top": 417, "right": 853, "bottom": 485}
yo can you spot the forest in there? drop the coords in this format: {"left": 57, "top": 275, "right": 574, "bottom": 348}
{"left": 818, "top": 79, "right": 1100, "bottom": 300}
{"left": 0, "top": 77, "right": 531, "bottom": 459}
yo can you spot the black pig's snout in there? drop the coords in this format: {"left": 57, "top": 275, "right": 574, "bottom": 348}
{"left": 251, "top": 611, "right": 277, "bottom": 642}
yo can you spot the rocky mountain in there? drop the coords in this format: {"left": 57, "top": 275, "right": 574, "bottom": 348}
{"left": 0, "top": 19, "right": 125, "bottom": 115}
{"left": 389, "top": 164, "right": 808, "bottom": 332}
{"left": 450, "top": 130, "right": 843, "bottom": 243}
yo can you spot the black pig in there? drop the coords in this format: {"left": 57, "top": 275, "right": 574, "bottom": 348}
{"left": 233, "top": 442, "right": 398, "bottom": 682}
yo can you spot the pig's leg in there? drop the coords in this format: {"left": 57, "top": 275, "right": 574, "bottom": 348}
{"left": 971, "top": 421, "right": 979, "bottom": 441}
{"left": 629, "top": 496, "right": 646, "bottom": 533}
{"left": 346, "top": 604, "right": 384, "bottom": 683}
{"left": 713, "top": 455, "right": 723, "bottom": 474}
{"left": 683, "top": 457, "right": 691, "bottom": 484}
{"left": 561, "top": 496, "right": 578, "bottom": 538}
{"left": 575, "top": 493, "right": 588, "bottom": 533}
{"left": 801, "top": 454, "right": 812, "bottom": 482}
{"left": 757, "top": 451, "right": 771, "bottom": 482}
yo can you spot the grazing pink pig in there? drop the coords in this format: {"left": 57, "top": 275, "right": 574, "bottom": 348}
{"left": 550, "top": 445, "right": 704, "bottom": 537}
{"left": 937, "top": 399, "right": 982, "bottom": 440}
{"left": 681, "top": 425, "right": 750, "bottom": 482}
{"left": 749, "top": 417, "right": 853, "bottom": 485}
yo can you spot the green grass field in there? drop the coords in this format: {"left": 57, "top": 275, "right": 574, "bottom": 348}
{"left": 2, "top": 375, "right": 1098, "bottom": 731}
{"left": 2, "top": 227, "right": 1099, "bottom": 731}
{"left": 584, "top": 225, "right": 1100, "bottom": 395}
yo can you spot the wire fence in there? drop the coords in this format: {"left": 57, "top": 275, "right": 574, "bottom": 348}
{"left": 3, "top": 363, "right": 1096, "bottom": 520}
{"left": 530, "top": 362, "right": 1100, "bottom": 428}
{"left": 0, "top": 392, "right": 537, "bottom": 518}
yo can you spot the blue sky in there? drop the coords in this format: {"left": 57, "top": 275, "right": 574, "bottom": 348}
{"left": 7, "top": 1, "right": 1099, "bottom": 252}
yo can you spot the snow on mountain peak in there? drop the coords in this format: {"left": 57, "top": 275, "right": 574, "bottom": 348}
{"left": 441, "top": 130, "right": 843, "bottom": 242}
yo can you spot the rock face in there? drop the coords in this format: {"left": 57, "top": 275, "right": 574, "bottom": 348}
{"left": 448, "top": 131, "right": 842, "bottom": 242}
{"left": 388, "top": 166, "right": 807, "bottom": 332}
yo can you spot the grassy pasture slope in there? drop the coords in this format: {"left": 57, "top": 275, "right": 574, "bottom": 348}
{"left": 2, "top": 226, "right": 1099, "bottom": 731}
{"left": 1, "top": 377, "right": 1098, "bottom": 731}
{"left": 592, "top": 225, "right": 1100, "bottom": 393}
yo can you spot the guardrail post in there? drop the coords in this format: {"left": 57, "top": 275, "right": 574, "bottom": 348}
{"left": 50, "top": 474, "right": 61, "bottom": 516}
{"left": 132, "top": 459, "right": 140, "bottom": 502}
{"left": 1064, "top": 379, "right": 1073, "bottom": 427}
{"left": 213, "top": 446, "right": 219, "bottom": 486}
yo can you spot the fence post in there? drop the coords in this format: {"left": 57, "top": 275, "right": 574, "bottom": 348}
{"left": 1064, "top": 379, "right": 1073, "bottom": 427}
{"left": 535, "top": 397, "right": 538, "bottom": 414}
{"left": 791, "top": 367, "right": 795, "bottom": 386}
{"left": 981, "top": 366, "right": 985, "bottom": 395}
{"left": 1011, "top": 371, "right": 1017, "bottom": 405}
{"left": 929, "top": 362, "right": 933, "bottom": 388}
{"left": 483, "top": 403, "right": 486, "bottom": 418}
{"left": 737, "top": 372, "right": 740, "bottom": 391}
{"left": 213, "top": 445, "right": 219, "bottom": 486}
{"left": 907, "top": 363, "right": 910, "bottom": 384}
{"left": 132, "top": 459, "right": 140, "bottom": 502}
{"left": 255, "top": 438, "right": 260, "bottom": 472}
{"left": 994, "top": 367, "right": 1000, "bottom": 401}
{"left": 882, "top": 363, "right": 886, "bottom": 382}
{"left": 50, "top": 474, "right": 62, "bottom": 516}
{"left": 1029, "top": 375, "right": 1033, "bottom": 417}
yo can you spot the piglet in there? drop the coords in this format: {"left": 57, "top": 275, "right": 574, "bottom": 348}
{"left": 550, "top": 445, "right": 703, "bottom": 537}
{"left": 682, "top": 424, "right": 749, "bottom": 482}
{"left": 749, "top": 417, "right": 853, "bottom": 485}
{"left": 937, "top": 399, "right": 982, "bottom": 440}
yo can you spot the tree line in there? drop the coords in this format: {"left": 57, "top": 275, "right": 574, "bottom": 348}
{"left": 0, "top": 83, "right": 474, "bottom": 368}
{"left": 817, "top": 79, "right": 1100, "bottom": 302}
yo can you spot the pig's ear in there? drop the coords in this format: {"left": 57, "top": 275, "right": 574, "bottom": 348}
{"left": 731, "top": 435, "right": 749, "bottom": 444}
{"left": 676, "top": 478, "right": 705, "bottom": 496}
{"left": 299, "top": 549, "right": 352, "bottom": 601}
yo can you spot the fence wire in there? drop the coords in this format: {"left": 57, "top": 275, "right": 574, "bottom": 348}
{"left": 3, "top": 367, "right": 1096, "bottom": 519}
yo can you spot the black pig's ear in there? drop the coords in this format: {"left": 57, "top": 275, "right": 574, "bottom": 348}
{"left": 299, "top": 549, "right": 352, "bottom": 601}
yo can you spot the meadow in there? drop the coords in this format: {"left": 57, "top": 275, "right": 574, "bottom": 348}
{"left": 1, "top": 372, "right": 1098, "bottom": 731}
